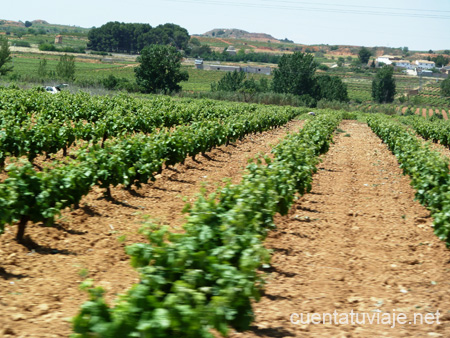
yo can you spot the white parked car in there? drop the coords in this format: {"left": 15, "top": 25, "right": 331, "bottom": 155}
{"left": 44, "top": 84, "right": 68, "bottom": 94}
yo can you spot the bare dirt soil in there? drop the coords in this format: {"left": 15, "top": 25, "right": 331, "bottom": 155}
{"left": 0, "top": 120, "right": 303, "bottom": 338}
{"left": 230, "top": 121, "right": 450, "bottom": 338}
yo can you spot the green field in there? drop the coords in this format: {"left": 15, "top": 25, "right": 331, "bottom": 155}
{"left": 10, "top": 34, "right": 88, "bottom": 49}
{"left": 3, "top": 39, "right": 449, "bottom": 109}
{"left": 181, "top": 67, "right": 270, "bottom": 91}
{"left": 10, "top": 53, "right": 132, "bottom": 83}
{"left": 7, "top": 52, "right": 273, "bottom": 92}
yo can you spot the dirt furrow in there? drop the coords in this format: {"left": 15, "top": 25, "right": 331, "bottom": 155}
{"left": 0, "top": 119, "right": 303, "bottom": 338}
{"left": 232, "top": 120, "right": 450, "bottom": 337}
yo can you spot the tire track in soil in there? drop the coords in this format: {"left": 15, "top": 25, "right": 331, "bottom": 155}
{"left": 230, "top": 120, "right": 450, "bottom": 338}
{"left": 0, "top": 119, "right": 303, "bottom": 338}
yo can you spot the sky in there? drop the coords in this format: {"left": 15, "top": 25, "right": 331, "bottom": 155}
{"left": 3, "top": 0, "right": 450, "bottom": 51}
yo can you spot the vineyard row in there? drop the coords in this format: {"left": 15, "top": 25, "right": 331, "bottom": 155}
{"left": 0, "top": 102, "right": 305, "bottom": 241}
{"left": 367, "top": 114, "right": 450, "bottom": 246}
{"left": 0, "top": 88, "right": 285, "bottom": 164}
{"left": 71, "top": 112, "right": 342, "bottom": 338}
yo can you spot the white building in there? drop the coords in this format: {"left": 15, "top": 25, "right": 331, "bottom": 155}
{"left": 414, "top": 60, "right": 435, "bottom": 69}
{"left": 393, "top": 60, "right": 411, "bottom": 69}
{"left": 376, "top": 55, "right": 412, "bottom": 69}
{"left": 376, "top": 55, "right": 401, "bottom": 65}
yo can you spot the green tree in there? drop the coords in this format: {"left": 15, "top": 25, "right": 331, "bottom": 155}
{"left": 37, "top": 58, "right": 48, "bottom": 78}
{"left": 24, "top": 20, "right": 32, "bottom": 28}
{"left": 237, "top": 49, "right": 246, "bottom": 59}
{"left": 56, "top": 54, "right": 76, "bottom": 81}
{"left": 372, "top": 65, "right": 396, "bottom": 103}
{"left": 102, "top": 74, "right": 119, "bottom": 90}
{"left": 0, "top": 36, "right": 13, "bottom": 76}
{"left": 211, "top": 70, "right": 268, "bottom": 94}
{"left": 358, "top": 47, "right": 372, "bottom": 65}
{"left": 441, "top": 77, "right": 450, "bottom": 97}
{"left": 189, "top": 44, "right": 212, "bottom": 58}
{"left": 135, "top": 44, "right": 188, "bottom": 94}
{"left": 190, "top": 37, "right": 201, "bottom": 46}
{"left": 316, "top": 75, "right": 349, "bottom": 102}
{"left": 433, "top": 55, "right": 449, "bottom": 67}
{"left": 87, "top": 22, "right": 189, "bottom": 54}
{"left": 211, "top": 70, "right": 245, "bottom": 92}
{"left": 272, "top": 52, "right": 316, "bottom": 97}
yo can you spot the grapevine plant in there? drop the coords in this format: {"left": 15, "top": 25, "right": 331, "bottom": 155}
{"left": 0, "top": 90, "right": 304, "bottom": 241}
{"left": 367, "top": 114, "right": 450, "bottom": 246}
{"left": 71, "top": 112, "right": 342, "bottom": 337}
{"left": 0, "top": 87, "right": 294, "bottom": 166}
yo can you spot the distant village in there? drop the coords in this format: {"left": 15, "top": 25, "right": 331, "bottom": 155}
{"left": 194, "top": 45, "right": 449, "bottom": 79}
{"left": 375, "top": 55, "right": 450, "bottom": 77}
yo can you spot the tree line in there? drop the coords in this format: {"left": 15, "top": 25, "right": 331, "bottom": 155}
{"left": 187, "top": 41, "right": 281, "bottom": 64}
{"left": 87, "top": 22, "right": 190, "bottom": 53}
{"left": 210, "top": 52, "right": 349, "bottom": 106}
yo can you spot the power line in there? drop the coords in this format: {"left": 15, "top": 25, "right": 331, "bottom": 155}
{"left": 260, "top": 0, "right": 450, "bottom": 14}
{"left": 164, "top": 0, "right": 450, "bottom": 19}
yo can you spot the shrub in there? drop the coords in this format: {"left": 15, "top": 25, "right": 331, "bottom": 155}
{"left": 430, "top": 113, "right": 443, "bottom": 121}
{"left": 56, "top": 54, "right": 76, "bottom": 81}
{"left": 39, "top": 43, "right": 57, "bottom": 51}
{"left": 317, "top": 64, "right": 329, "bottom": 71}
{"left": 404, "top": 107, "right": 415, "bottom": 116}
{"left": 102, "top": 74, "right": 138, "bottom": 92}
{"left": 11, "top": 40, "right": 31, "bottom": 48}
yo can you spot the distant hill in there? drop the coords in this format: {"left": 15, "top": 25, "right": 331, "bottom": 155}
{"left": 0, "top": 19, "right": 27, "bottom": 27}
{"left": 32, "top": 20, "right": 50, "bottom": 25}
{"left": 0, "top": 19, "right": 89, "bottom": 34}
{"left": 201, "top": 29, "right": 281, "bottom": 43}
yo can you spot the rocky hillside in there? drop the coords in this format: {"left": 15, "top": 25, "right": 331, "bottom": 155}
{"left": 202, "top": 28, "right": 280, "bottom": 43}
